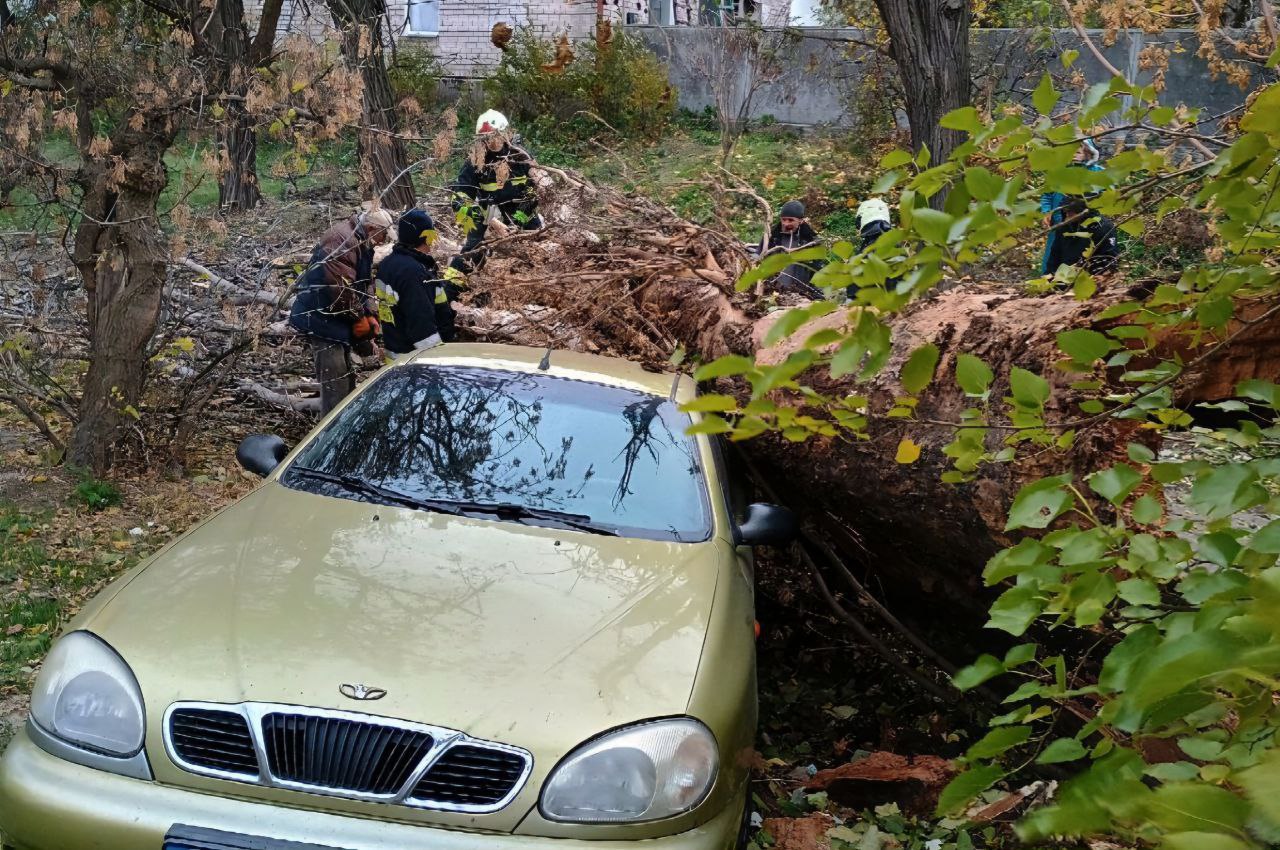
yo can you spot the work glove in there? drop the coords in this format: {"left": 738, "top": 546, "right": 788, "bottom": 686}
{"left": 351, "top": 315, "right": 380, "bottom": 342}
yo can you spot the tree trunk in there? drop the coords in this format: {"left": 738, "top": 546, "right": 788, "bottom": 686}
{"left": 218, "top": 104, "right": 262, "bottom": 211}
{"left": 873, "top": 0, "right": 970, "bottom": 171}
{"left": 329, "top": 0, "right": 416, "bottom": 209}
{"left": 201, "top": 0, "right": 282, "bottom": 212}
{"left": 68, "top": 126, "right": 175, "bottom": 472}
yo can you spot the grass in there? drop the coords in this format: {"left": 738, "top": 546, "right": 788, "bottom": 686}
{"left": 0, "top": 132, "right": 360, "bottom": 232}
{"left": 0, "top": 505, "right": 138, "bottom": 691}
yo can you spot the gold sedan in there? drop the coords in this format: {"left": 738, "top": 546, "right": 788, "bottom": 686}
{"left": 0, "top": 344, "right": 796, "bottom": 850}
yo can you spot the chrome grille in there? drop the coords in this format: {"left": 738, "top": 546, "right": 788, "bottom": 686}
{"left": 261, "top": 712, "right": 434, "bottom": 795}
{"left": 168, "top": 707, "right": 258, "bottom": 777}
{"left": 163, "top": 702, "right": 532, "bottom": 813}
{"left": 412, "top": 744, "right": 528, "bottom": 806}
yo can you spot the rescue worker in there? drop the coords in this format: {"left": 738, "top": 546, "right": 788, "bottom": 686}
{"left": 848, "top": 196, "right": 895, "bottom": 300}
{"left": 375, "top": 209, "right": 456, "bottom": 355}
{"left": 447, "top": 109, "right": 543, "bottom": 280}
{"left": 758, "top": 199, "right": 824, "bottom": 298}
{"left": 1040, "top": 139, "right": 1117, "bottom": 278}
{"left": 288, "top": 207, "right": 393, "bottom": 414}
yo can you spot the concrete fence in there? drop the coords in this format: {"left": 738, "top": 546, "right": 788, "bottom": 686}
{"left": 627, "top": 25, "right": 1269, "bottom": 129}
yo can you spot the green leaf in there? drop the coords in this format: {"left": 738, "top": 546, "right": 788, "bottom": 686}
{"left": 686, "top": 415, "right": 732, "bottom": 435}
{"left": 963, "top": 166, "right": 1004, "bottom": 201}
{"left": 967, "top": 726, "right": 1033, "bottom": 759}
{"left": 681, "top": 394, "right": 738, "bottom": 413}
{"left": 1240, "top": 82, "right": 1280, "bottom": 138}
{"left": 872, "top": 170, "right": 901, "bottom": 194}
{"left": 1196, "top": 532, "right": 1241, "bottom": 569}
{"left": 1238, "top": 749, "right": 1280, "bottom": 825}
{"left": 1133, "top": 494, "right": 1163, "bottom": 525}
{"left": 879, "top": 149, "right": 913, "bottom": 170}
{"left": 1033, "top": 73, "right": 1060, "bottom": 115}
{"left": 912, "top": 208, "right": 954, "bottom": 245}
{"left": 1238, "top": 379, "right": 1280, "bottom": 408}
{"left": 987, "top": 584, "right": 1045, "bottom": 636}
{"left": 1036, "top": 738, "right": 1087, "bottom": 764}
{"left": 1144, "top": 782, "right": 1249, "bottom": 832}
{"left": 1088, "top": 464, "right": 1142, "bottom": 505}
{"left": 901, "top": 343, "right": 940, "bottom": 395}
{"left": 1177, "top": 737, "right": 1224, "bottom": 761}
{"left": 1057, "top": 328, "right": 1116, "bottom": 364}
{"left": 1250, "top": 519, "right": 1280, "bottom": 554}
{"left": 952, "top": 654, "right": 1003, "bottom": 691}
{"left": 940, "top": 106, "right": 982, "bottom": 133}
{"left": 738, "top": 250, "right": 796, "bottom": 291}
{"left": 1117, "top": 578, "right": 1160, "bottom": 606}
{"left": 1004, "top": 643, "right": 1037, "bottom": 667}
{"left": 1009, "top": 367, "right": 1050, "bottom": 407}
{"left": 956, "top": 353, "right": 994, "bottom": 396}
{"left": 1062, "top": 49, "right": 1080, "bottom": 68}
{"left": 1006, "top": 475, "right": 1074, "bottom": 531}
{"left": 936, "top": 765, "right": 1005, "bottom": 815}
{"left": 693, "top": 355, "right": 755, "bottom": 381}
{"left": 1161, "top": 833, "right": 1251, "bottom": 850}
{"left": 1190, "top": 465, "right": 1267, "bottom": 519}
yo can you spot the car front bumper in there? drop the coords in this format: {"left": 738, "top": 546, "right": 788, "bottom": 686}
{"left": 0, "top": 729, "right": 742, "bottom": 850}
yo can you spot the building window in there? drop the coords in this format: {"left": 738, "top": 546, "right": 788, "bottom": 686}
{"left": 406, "top": 0, "right": 439, "bottom": 36}
{"left": 650, "top": 0, "right": 674, "bottom": 25}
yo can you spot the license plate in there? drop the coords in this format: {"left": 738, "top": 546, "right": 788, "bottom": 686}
{"left": 164, "top": 825, "right": 352, "bottom": 850}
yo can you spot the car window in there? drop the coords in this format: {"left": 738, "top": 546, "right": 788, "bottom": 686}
{"left": 282, "top": 365, "right": 712, "bottom": 542}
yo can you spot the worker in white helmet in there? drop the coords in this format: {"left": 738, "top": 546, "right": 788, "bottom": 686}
{"left": 446, "top": 109, "right": 544, "bottom": 284}
{"left": 848, "top": 197, "right": 897, "bottom": 300}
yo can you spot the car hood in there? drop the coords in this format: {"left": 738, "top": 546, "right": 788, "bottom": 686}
{"left": 83, "top": 483, "right": 723, "bottom": 826}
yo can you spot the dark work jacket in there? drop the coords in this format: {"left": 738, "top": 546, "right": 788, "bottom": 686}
{"left": 449, "top": 139, "right": 538, "bottom": 219}
{"left": 762, "top": 221, "right": 819, "bottom": 254}
{"left": 289, "top": 245, "right": 366, "bottom": 346}
{"left": 375, "top": 244, "right": 455, "bottom": 353}
{"left": 860, "top": 219, "right": 892, "bottom": 250}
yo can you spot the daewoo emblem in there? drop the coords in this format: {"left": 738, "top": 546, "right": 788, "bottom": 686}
{"left": 339, "top": 683, "right": 387, "bottom": 701}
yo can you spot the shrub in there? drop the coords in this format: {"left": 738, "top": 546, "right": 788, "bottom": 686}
{"left": 482, "top": 29, "right": 675, "bottom": 149}
{"left": 389, "top": 46, "right": 445, "bottom": 112}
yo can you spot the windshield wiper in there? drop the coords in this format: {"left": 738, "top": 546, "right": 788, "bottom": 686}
{"left": 441, "top": 500, "right": 621, "bottom": 537}
{"left": 287, "top": 468, "right": 618, "bottom": 535}
{"left": 287, "top": 466, "right": 466, "bottom": 517}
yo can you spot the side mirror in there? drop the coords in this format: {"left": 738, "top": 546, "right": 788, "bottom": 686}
{"left": 734, "top": 503, "right": 798, "bottom": 547}
{"left": 236, "top": 434, "right": 289, "bottom": 477}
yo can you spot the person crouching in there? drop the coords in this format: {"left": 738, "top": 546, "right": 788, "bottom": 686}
{"left": 375, "top": 209, "right": 457, "bottom": 355}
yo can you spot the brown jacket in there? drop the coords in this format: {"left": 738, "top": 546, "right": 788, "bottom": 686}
{"left": 314, "top": 216, "right": 373, "bottom": 318}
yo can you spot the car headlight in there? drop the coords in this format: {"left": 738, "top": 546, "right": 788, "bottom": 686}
{"left": 540, "top": 718, "right": 718, "bottom": 823}
{"left": 30, "top": 631, "right": 145, "bottom": 756}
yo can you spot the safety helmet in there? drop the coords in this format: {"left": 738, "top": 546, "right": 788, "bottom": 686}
{"left": 857, "top": 197, "right": 891, "bottom": 229}
{"left": 475, "top": 109, "right": 510, "bottom": 136}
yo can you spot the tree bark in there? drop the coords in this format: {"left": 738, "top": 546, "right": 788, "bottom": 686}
{"left": 199, "top": 0, "right": 283, "bottom": 211}
{"left": 68, "top": 116, "right": 177, "bottom": 472}
{"left": 218, "top": 103, "right": 262, "bottom": 211}
{"left": 872, "top": 0, "right": 970, "bottom": 174}
{"left": 328, "top": 0, "right": 416, "bottom": 209}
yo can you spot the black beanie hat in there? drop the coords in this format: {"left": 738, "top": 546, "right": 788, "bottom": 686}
{"left": 397, "top": 208, "right": 435, "bottom": 246}
{"left": 780, "top": 199, "right": 805, "bottom": 219}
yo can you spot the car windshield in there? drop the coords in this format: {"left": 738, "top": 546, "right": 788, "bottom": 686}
{"left": 281, "top": 365, "right": 711, "bottom": 541}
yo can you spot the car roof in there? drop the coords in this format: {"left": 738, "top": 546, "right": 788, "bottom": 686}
{"left": 400, "top": 343, "right": 698, "bottom": 403}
